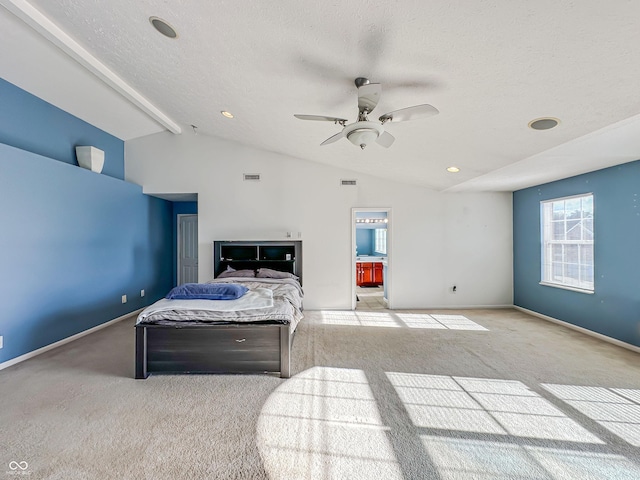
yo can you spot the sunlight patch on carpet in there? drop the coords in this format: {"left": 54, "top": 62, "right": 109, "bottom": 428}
{"left": 256, "top": 366, "right": 640, "bottom": 479}
{"left": 257, "top": 366, "right": 403, "bottom": 479}
{"left": 420, "top": 437, "right": 549, "bottom": 479}
{"left": 395, "top": 313, "right": 488, "bottom": 330}
{"left": 319, "top": 311, "right": 489, "bottom": 330}
{"left": 542, "top": 384, "right": 640, "bottom": 446}
{"left": 387, "top": 373, "right": 603, "bottom": 443}
{"left": 319, "top": 311, "right": 401, "bottom": 328}
{"left": 526, "top": 446, "right": 640, "bottom": 480}
{"left": 420, "top": 437, "right": 640, "bottom": 480}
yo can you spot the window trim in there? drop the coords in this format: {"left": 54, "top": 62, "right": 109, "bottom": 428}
{"left": 540, "top": 193, "right": 594, "bottom": 293}
{"left": 539, "top": 281, "right": 595, "bottom": 294}
{"left": 374, "top": 228, "right": 387, "bottom": 255}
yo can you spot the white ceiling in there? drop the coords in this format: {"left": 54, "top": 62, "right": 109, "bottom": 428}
{"left": 2, "top": 0, "right": 640, "bottom": 192}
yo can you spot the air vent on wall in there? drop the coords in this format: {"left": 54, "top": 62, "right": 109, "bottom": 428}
{"left": 243, "top": 174, "right": 261, "bottom": 181}
{"left": 341, "top": 179, "right": 357, "bottom": 186}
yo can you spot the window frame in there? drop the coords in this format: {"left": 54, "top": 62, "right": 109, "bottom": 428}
{"left": 540, "top": 193, "right": 594, "bottom": 294}
{"left": 374, "top": 228, "right": 387, "bottom": 255}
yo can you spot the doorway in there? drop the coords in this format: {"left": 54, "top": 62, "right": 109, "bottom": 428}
{"left": 352, "top": 208, "right": 391, "bottom": 310}
{"left": 177, "top": 214, "right": 198, "bottom": 284}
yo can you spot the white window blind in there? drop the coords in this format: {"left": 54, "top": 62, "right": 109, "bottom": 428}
{"left": 541, "top": 194, "right": 594, "bottom": 292}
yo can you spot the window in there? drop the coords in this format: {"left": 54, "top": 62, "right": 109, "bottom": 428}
{"left": 541, "top": 194, "right": 594, "bottom": 292}
{"left": 374, "top": 228, "right": 387, "bottom": 255}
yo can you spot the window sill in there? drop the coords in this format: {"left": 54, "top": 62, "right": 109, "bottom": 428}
{"left": 539, "top": 281, "right": 594, "bottom": 295}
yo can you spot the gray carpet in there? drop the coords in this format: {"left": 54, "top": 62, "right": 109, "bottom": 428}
{"left": 2, "top": 308, "right": 640, "bottom": 479}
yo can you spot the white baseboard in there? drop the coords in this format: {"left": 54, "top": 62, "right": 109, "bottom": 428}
{"left": 0, "top": 308, "right": 143, "bottom": 371}
{"left": 514, "top": 305, "right": 640, "bottom": 354}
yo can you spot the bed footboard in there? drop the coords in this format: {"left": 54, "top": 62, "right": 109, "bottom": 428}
{"left": 135, "top": 323, "right": 293, "bottom": 379}
{"left": 135, "top": 325, "right": 148, "bottom": 379}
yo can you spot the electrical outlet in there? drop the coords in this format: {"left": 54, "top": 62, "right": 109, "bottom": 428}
{"left": 141, "top": 289, "right": 145, "bottom": 297}
{"left": 122, "top": 295, "right": 127, "bottom": 303}
{"left": 0, "top": 335, "right": 3, "bottom": 349}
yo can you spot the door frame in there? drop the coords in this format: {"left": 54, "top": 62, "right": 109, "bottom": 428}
{"left": 177, "top": 214, "right": 198, "bottom": 285}
{"left": 351, "top": 207, "right": 392, "bottom": 310}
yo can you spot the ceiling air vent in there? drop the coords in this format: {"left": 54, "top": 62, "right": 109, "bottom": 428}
{"left": 243, "top": 174, "right": 261, "bottom": 181}
{"left": 341, "top": 179, "right": 357, "bottom": 186}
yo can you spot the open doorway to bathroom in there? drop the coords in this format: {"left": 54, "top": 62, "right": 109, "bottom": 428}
{"left": 352, "top": 208, "right": 390, "bottom": 310}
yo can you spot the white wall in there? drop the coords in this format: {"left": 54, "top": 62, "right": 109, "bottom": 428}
{"left": 125, "top": 130, "right": 513, "bottom": 310}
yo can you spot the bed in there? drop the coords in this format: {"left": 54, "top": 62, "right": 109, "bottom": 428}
{"left": 135, "top": 240, "right": 303, "bottom": 379}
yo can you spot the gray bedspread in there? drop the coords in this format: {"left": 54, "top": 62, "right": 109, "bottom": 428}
{"left": 136, "top": 277, "right": 304, "bottom": 330}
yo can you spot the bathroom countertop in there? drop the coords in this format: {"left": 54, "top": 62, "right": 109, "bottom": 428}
{"left": 355, "top": 256, "right": 386, "bottom": 262}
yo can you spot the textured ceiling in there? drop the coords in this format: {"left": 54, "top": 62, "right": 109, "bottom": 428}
{"left": 2, "top": 0, "right": 640, "bottom": 191}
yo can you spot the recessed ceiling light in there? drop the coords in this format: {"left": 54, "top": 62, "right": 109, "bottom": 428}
{"left": 221, "top": 111, "right": 234, "bottom": 119}
{"left": 447, "top": 166, "right": 460, "bottom": 173}
{"left": 149, "top": 17, "right": 177, "bottom": 39}
{"left": 528, "top": 117, "right": 560, "bottom": 130}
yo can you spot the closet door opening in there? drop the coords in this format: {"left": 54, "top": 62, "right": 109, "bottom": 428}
{"left": 177, "top": 214, "right": 198, "bottom": 285}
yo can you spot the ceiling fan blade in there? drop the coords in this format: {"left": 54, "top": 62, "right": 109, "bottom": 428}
{"left": 357, "top": 83, "right": 382, "bottom": 113}
{"left": 376, "top": 130, "right": 395, "bottom": 148}
{"left": 320, "top": 131, "right": 345, "bottom": 146}
{"left": 378, "top": 104, "right": 439, "bottom": 123}
{"left": 294, "top": 114, "right": 348, "bottom": 124}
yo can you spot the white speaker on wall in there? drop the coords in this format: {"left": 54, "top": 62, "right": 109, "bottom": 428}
{"left": 75, "top": 146, "right": 104, "bottom": 173}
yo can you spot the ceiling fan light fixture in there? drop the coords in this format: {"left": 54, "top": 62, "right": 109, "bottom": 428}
{"left": 344, "top": 121, "right": 383, "bottom": 149}
{"left": 347, "top": 128, "right": 379, "bottom": 149}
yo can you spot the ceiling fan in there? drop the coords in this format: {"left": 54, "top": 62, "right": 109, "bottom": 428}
{"left": 294, "top": 77, "right": 439, "bottom": 150}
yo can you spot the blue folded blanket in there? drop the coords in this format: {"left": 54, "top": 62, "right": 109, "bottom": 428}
{"left": 165, "top": 283, "right": 249, "bottom": 300}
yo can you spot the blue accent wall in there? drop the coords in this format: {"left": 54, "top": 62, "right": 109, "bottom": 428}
{"left": 356, "top": 229, "right": 373, "bottom": 255}
{"left": 0, "top": 78, "right": 173, "bottom": 364}
{"left": 513, "top": 160, "right": 640, "bottom": 347}
{"left": 0, "top": 78, "right": 124, "bottom": 180}
{"left": 356, "top": 228, "right": 387, "bottom": 257}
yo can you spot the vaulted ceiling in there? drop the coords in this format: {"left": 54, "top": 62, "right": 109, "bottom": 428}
{"left": 1, "top": 0, "right": 639, "bottom": 191}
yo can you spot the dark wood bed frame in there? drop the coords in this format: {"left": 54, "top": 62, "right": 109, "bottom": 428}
{"left": 135, "top": 240, "right": 302, "bottom": 379}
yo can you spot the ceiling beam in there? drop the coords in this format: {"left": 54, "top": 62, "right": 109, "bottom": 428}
{"left": 0, "top": 0, "right": 182, "bottom": 134}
